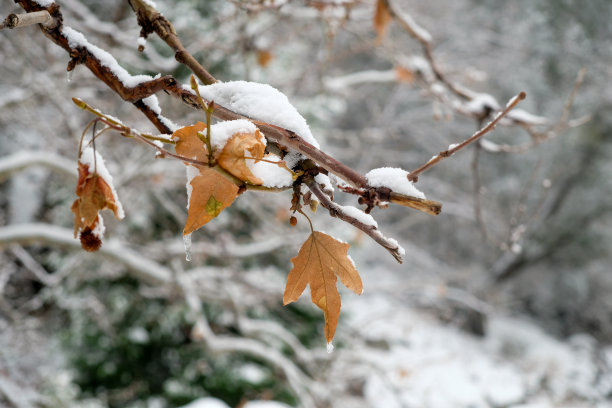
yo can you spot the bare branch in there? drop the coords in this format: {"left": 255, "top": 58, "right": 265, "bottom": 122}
{"left": 307, "top": 178, "right": 405, "bottom": 263}
{"left": 408, "top": 91, "right": 526, "bottom": 182}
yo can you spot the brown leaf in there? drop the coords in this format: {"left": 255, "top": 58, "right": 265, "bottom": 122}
{"left": 173, "top": 121, "right": 208, "bottom": 163}
{"left": 217, "top": 130, "right": 266, "bottom": 185}
{"left": 256, "top": 50, "right": 273, "bottom": 68}
{"left": 374, "top": 0, "right": 392, "bottom": 41}
{"left": 395, "top": 65, "right": 415, "bottom": 83}
{"left": 71, "top": 162, "right": 121, "bottom": 239}
{"left": 184, "top": 166, "right": 239, "bottom": 235}
{"left": 283, "top": 231, "right": 363, "bottom": 343}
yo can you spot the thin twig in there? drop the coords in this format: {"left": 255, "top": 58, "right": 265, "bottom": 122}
{"left": 408, "top": 91, "right": 526, "bottom": 182}
{"left": 307, "top": 178, "right": 404, "bottom": 263}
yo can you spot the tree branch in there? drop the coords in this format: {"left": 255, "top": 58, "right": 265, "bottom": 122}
{"left": 408, "top": 91, "right": 526, "bottom": 182}
{"left": 306, "top": 178, "right": 405, "bottom": 263}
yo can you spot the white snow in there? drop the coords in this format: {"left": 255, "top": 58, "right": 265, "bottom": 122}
{"left": 127, "top": 327, "right": 149, "bottom": 344}
{"left": 338, "top": 205, "right": 378, "bottom": 228}
{"left": 141, "top": 0, "right": 158, "bottom": 9}
{"left": 464, "top": 93, "right": 500, "bottom": 116}
{"left": 314, "top": 173, "right": 334, "bottom": 194}
{"left": 393, "top": 7, "right": 433, "bottom": 43}
{"left": 32, "top": 0, "right": 54, "bottom": 6}
{"left": 365, "top": 167, "right": 426, "bottom": 199}
{"left": 447, "top": 143, "right": 460, "bottom": 151}
{"left": 237, "top": 363, "right": 267, "bottom": 384}
{"left": 79, "top": 147, "right": 125, "bottom": 219}
{"left": 62, "top": 26, "right": 155, "bottom": 88}
{"left": 91, "top": 214, "right": 105, "bottom": 238}
{"left": 142, "top": 95, "right": 161, "bottom": 114}
{"left": 506, "top": 108, "right": 548, "bottom": 125}
{"left": 386, "top": 237, "right": 405, "bottom": 257}
{"left": 210, "top": 119, "right": 259, "bottom": 151}
{"left": 179, "top": 398, "right": 230, "bottom": 408}
{"left": 246, "top": 155, "right": 293, "bottom": 188}
{"left": 196, "top": 81, "right": 320, "bottom": 148}
{"left": 185, "top": 164, "right": 199, "bottom": 208}
{"left": 325, "top": 69, "right": 397, "bottom": 90}
{"left": 141, "top": 95, "right": 179, "bottom": 132}
{"left": 183, "top": 233, "right": 192, "bottom": 262}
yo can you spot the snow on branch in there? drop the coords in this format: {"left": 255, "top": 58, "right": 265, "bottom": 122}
{"left": 307, "top": 178, "right": 405, "bottom": 263}
{"left": 0, "top": 150, "right": 76, "bottom": 180}
{"left": 0, "top": 223, "right": 172, "bottom": 285}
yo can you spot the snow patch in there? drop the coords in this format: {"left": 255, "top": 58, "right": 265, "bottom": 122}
{"left": 338, "top": 205, "right": 378, "bottom": 228}
{"left": 197, "top": 81, "right": 319, "bottom": 148}
{"left": 179, "top": 398, "right": 230, "bottom": 408}
{"left": 464, "top": 93, "right": 500, "bottom": 116}
{"left": 91, "top": 214, "right": 105, "bottom": 238}
{"left": 366, "top": 167, "right": 425, "bottom": 199}
{"left": 32, "top": 0, "right": 54, "bottom": 6}
{"left": 246, "top": 155, "right": 293, "bottom": 188}
{"left": 63, "top": 26, "right": 155, "bottom": 88}
{"left": 210, "top": 119, "right": 259, "bottom": 151}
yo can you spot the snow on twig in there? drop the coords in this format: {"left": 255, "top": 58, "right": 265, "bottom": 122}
{"left": 0, "top": 150, "right": 76, "bottom": 180}
{"left": 307, "top": 179, "right": 405, "bottom": 263}
{"left": 0, "top": 224, "right": 172, "bottom": 285}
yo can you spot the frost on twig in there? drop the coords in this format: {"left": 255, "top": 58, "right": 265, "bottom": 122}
{"left": 307, "top": 178, "right": 405, "bottom": 263}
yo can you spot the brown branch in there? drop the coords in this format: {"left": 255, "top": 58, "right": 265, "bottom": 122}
{"left": 386, "top": 0, "right": 471, "bottom": 100}
{"left": 125, "top": 0, "right": 371, "bottom": 189}
{"left": 13, "top": 0, "right": 439, "bottom": 225}
{"left": 408, "top": 91, "right": 526, "bottom": 182}
{"left": 14, "top": 0, "right": 175, "bottom": 134}
{"left": 306, "top": 178, "right": 404, "bottom": 263}
{"left": 128, "top": 0, "right": 217, "bottom": 86}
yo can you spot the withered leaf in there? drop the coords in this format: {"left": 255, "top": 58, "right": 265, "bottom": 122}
{"left": 283, "top": 231, "right": 363, "bottom": 342}
{"left": 374, "top": 0, "right": 392, "bottom": 41}
{"left": 256, "top": 50, "right": 274, "bottom": 68}
{"left": 217, "top": 130, "right": 266, "bottom": 185}
{"left": 71, "top": 162, "right": 122, "bottom": 238}
{"left": 173, "top": 121, "right": 208, "bottom": 163}
{"left": 184, "top": 166, "right": 239, "bottom": 235}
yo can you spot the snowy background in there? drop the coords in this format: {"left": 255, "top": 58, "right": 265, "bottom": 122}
{"left": 1, "top": 0, "right": 612, "bottom": 407}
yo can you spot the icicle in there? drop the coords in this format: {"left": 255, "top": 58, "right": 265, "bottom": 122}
{"left": 66, "top": 70, "right": 73, "bottom": 83}
{"left": 326, "top": 342, "right": 334, "bottom": 354}
{"left": 183, "top": 233, "right": 192, "bottom": 262}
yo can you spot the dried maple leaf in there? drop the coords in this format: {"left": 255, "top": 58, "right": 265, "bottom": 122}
{"left": 283, "top": 231, "right": 363, "bottom": 343}
{"left": 374, "top": 0, "right": 392, "bottom": 41}
{"left": 217, "top": 130, "right": 266, "bottom": 185}
{"left": 184, "top": 166, "right": 239, "bottom": 235}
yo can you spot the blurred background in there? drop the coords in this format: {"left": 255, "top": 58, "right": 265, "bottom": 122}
{"left": 1, "top": 0, "right": 611, "bottom": 407}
